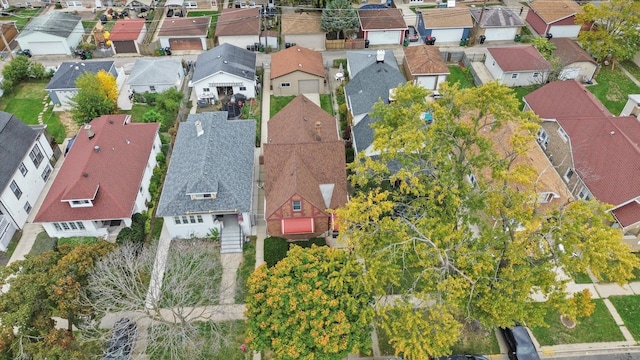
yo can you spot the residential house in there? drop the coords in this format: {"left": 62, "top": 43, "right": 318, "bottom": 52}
{"left": 109, "top": 19, "right": 147, "bottom": 55}
{"left": 190, "top": 43, "right": 256, "bottom": 104}
{"left": 620, "top": 94, "right": 640, "bottom": 118}
{"left": 271, "top": 45, "right": 325, "bottom": 96}
{"left": 523, "top": 81, "right": 640, "bottom": 249}
{"left": 346, "top": 50, "right": 405, "bottom": 156}
{"left": 215, "top": 8, "right": 260, "bottom": 50}
{"left": 416, "top": 8, "right": 472, "bottom": 44}
{"left": 485, "top": 45, "right": 551, "bottom": 87}
{"left": 157, "top": 17, "right": 211, "bottom": 51}
{"left": 469, "top": 7, "right": 525, "bottom": 42}
{"left": 0, "top": 112, "right": 56, "bottom": 251}
{"left": 346, "top": 48, "right": 399, "bottom": 78}
{"left": 127, "top": 58, "right": 185, "bottom": 94}
{"left": 156, "top": 112, "right": 255, "bottom": 253}
{"left": 46, "top": 61, "right": 121, "bottom": 110}
{"left": 403, "top": 45, "right": 449, "bottom": 90}
{"left": 281, "top": 12, "right": 326, "bottom": 51}
{"left": 16, "top": 12, "right": 83, "bottom": 55}
{"left": 526, "top": 0, "right": 582, "bottom": 38}
{"left": 550, "top": 38, "right": 597, "bottom": 81}
{"left": 264, "top": 95, "right": 347, "bottom": 239}
{"left": 358, "top": 8, "right": 407, "bottom": 45}
{"left": 34, "top": 115, "right": 160, "bottom": 239}
{"left": 0, "top": 22, "right": 18, "bottom": 52}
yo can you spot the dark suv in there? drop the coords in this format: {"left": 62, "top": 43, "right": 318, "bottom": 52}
{"left": 499, "top": 325, "right": 540, "bottom": 360}
{"left": 104, "top": 318, "right": 137, "bottom": 360}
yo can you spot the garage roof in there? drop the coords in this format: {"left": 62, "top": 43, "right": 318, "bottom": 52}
{"left": 109, "top": 19, "right": 145, "bottom": 41}
{"left": 215, "top": 8, "right": 260, "bottom": 37}
{"left": 158, "top": 17, "right": 211, "bottom": 37}
{"left": 469, "top": 7, "right": 524, "bottom": 28}
{"left": 419, "top": 8, "right": 473, "bottom": 29}
{"left": 528, "top": 0, "right": 582, "bottom": 24}
{"left": 281, "top": 12, "right": 323, "bottom": 35}
{"left": 359, "top": 8, "right": 406, "bottom": 31}
{"left": 270, "top": 46, "right": 325, "bottom": 79}
{"left": 18, "top": 12, "right": 81, "bottom": 39}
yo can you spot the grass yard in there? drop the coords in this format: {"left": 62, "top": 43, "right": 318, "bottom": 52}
{"left": 1, "top": 81, "right": 48, "bottom": 124}
{"left": 588, "top": 66, "right": 640, "bottom": 115}
{"left": 122, "top": 104, "right": 152, "bottom": 123}
{"left": 621, "top": 60, "right": 640, "bottom": 82}
{"left": 29, "top": 231, "right": 57, "bottom": 256}
{"left": 234, "top": 237, "right": 256, "bottom": 304}
{"left": 41, "top": 108, "right": 66, "bottom": 144}
{"left": 270, "top": 95, "right": 295, "bottom": 117}
{"left": 609, "top": 295, "right": 640, "bottom": 340}
{"left": 512, "top": 85, "right": 540, "bottom": 109}
{"left": 57, "top": 236, "right": 98, "bottom": 246}
{"left": 1, "top": 8, "right": 41, "bottom": 30}
{"left": 187, "top": 10, "right": 218, "bottom": 16}
{"left": 530, "top": 299, "right": 624, "bottom": 345}
{"left": 0, "top": 230, "right": 22, "bottom": 266}
{"left": 447, "top": 65, "right": 475, "bottom": 89}
{"left": 320, "top": 94, "right": 333, "bottom": 115}
{"left": 572, "top": 271, "right": 593, "bottom": 284}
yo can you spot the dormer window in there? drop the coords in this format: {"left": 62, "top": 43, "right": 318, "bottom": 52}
{"left": 191, "top": 193, "right": 216, "bottom": 200}
{"left": 70, "top": 199, "right": 93, "bottom": 208}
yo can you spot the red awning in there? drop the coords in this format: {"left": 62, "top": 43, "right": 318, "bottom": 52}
{"left": 331, "top": 213, "right": 339, "bottom": 231}
{"left": 281, "top": 218, "right": 315, "bottom": 234}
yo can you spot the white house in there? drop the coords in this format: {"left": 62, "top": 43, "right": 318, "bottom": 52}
{"left": 189, "top": 43, "right": 257, "bottom": 104}
{"left": 485, "top": 45, "right": 551, "bottom": 87}
{"left": 0, "top": 112, "right": 56, "bottom": 251}
{"left": 16, "top": 12, "right": 83, "bottom": 56}
{"left": 127, "top": 58, "right": 185, "bottom": 94}
{"left": 34, "top": 115, "right": 160, "bottom": 240}
{"left": 156, "top": 112, "right": 255, "bottom": 253}
{"left": 46, "top": 61, "right": 122, "bottom": 110}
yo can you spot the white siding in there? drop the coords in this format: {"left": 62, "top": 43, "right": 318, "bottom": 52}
{"left": 191, "top": 72, "right": 256, "bottom": 99}
{"left": 431, "top": 28, "right": 464, "bottom": 43}
{"left": 366, "top": 30, "right": 403, "bottom": 45}
{"left": 133, "top": 133, "right": 161, "bottom": 213}
{"left": 283, "top": 34, "right": 326, "bottom": 51}
{"left": 548, "top": 24, "right": 580, "bottom": 38}
{"left": 483, "top": 27, "right": 518, "bottom": 41}
{"left": 42, "top": 220, "right": 109, "bottom": 239}
{"left": 217, "top": 34, "right": 261, "bottom": 50}
{"left": 17, "top": 22, "right": 83, "bottom": 55}
{"left": 484, "top": 52, "right": 504, "bottom": 81}
{"left": 163, "top": 214, "right": 219, "bottom": 239}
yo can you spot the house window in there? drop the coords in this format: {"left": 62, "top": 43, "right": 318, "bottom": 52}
{"left": 292, "top": 200, "right": 302, "bottom": 211}
{"left": 511, "top": 73, "right": 519, "bottom": 79}
{"left": 70, "top": 199, "right": 92, "bottom": 208}
{"left": 533, "top": 72, "right": 540, "bottom": 78}
{"left": 181, "top": 215, "right": 188, "bottom": 224}
{"left": 536, "top": 129, "right": 549, "bottom": 149}
{"left": 54, "top": 223, "right": 62, "bottom": 231}
{"left": 23, "top": 202, "right": 31, "bottom": 214}
{"left": 174, "top": 216, "right": 181, "bottom": 225}
{"left": 197, "top": 215, "right": 203, "bottom": 223}
{"left": 564, "top": 168, "right": 574, "bottom": 182}
{"left": 29, "top": 145, "right": 44, "bottom": 168}
{"left": 537, "top": 192, "right": 556, "bottom": 203}
{"left": 77, "top": 222, "right": 85, "bottom": 230}
{"left": 69, "top": 222, "right": 77, "bottom": 230}
{"left": 41, "top": 165, "right": 52, "bottom": 181}
{"left": 239, "top": 86, "right": 247, "bottom": 91}
{"left": 10, "top": 181, "right": 22, "bottom": 199}
{"left": 66, "top": 1, "right": 82, "bottom": 6}
{"left": 189, "top": 215, "right": 196, "bottom": 223}
{"left": 281, "top": 82, "right": 291, "bottom": 87}
{"left": 61, "top": 222, "right": 70, "bottom": 230}
{"left": 202, "top": 87, "right": 210, "bottom": 92}
{"left": 557, "top": 127, "right": 569, "bottom": 142}
{"left": 578, "top": 186, "right": 592, "bottom": 200}
{"left": 149, "top": 86, "right": 156, "bottom": 93}
{"left": 18, "top": 162, "right": 27, "bottom": 176}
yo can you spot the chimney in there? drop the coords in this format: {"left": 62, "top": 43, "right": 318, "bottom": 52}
{"left": 376, "top": 50, "right": 385, "bottom": 64}
{"left": 84, "top": 124, "right": 95, "bottom": 139}
{"left": 315, "top": 121, "right": 322, "bottom": 141}
{"left": 195, "top": 120, "right": 204, "bottom": 137}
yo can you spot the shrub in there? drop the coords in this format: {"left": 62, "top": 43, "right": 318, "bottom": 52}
{"left": 263, "top": 237, "right": 289, "bottom": 267}
{"left": 116, "top": 213, "right": 147, "bottom": 244}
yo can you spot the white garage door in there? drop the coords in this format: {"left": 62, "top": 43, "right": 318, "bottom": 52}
{"left": 484, "top": 27, "right": 517, "bottom": 41}
{"left": 548, "top": 25, "right": 581, "bottom": 38}
{"left": 431, "top": 28, "right": 463, "bottom": 43}
{"left": 367, "top": 30, "right": 401, "bottom": 45}
{"left": 560, "top": 68, "right": 580, "bottom": 80}
{"left": 299, "top": 79, "right": 319, "bottom": 94}
{"left": 416, "top": 76, "right": 436, "bottom": 90}
{"left": 27, "top": 41, "right": 67, "bottom": 55}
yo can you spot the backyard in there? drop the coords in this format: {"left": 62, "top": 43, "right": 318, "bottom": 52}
{"left": 588, "top": 65, "right": 640, "bottom": 115}
{"left": 270, "top": 94, "right": 333, "bottom": 117}
{"left": 0, "top": 8, "right": 42, "bottom": 30}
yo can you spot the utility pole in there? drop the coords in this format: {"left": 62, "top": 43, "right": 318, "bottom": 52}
{"left": 472, "top": 0, "right": 488, "bottom": 45}
{"left": 0, "top": 23, "right": 14, "bottom": 60}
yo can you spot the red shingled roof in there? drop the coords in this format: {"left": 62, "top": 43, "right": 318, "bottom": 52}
{"left": 488, "top": 45, "right": 551, "bottom": 72}
{"left": 34, "top": 115, "right": 159, "bottom": 222}
{"left": 270, "top": 46, "right": 325, "bottom": 79}
{"left": 109, "top": 19, "right": 145, "bottom": 41}
{"left": 612, "top": 202, "right": 640, "bottom": 228}
{"left": 523, "top": 80, "right": 611, "bottom": 119}
{"left": 267, "top": 94, "right": 339, "bottom": 144}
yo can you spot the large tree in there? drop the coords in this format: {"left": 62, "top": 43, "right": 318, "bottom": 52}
{"left": 321, "top": 0, "right": 359, "bottom": 40}
{"left": 337, "top": 82, "right": 640, "bottom": 359}
{"left": 0, "top": 241, "right": 115, "bottom": 359}
{"left": 245, "top": 245, "right": 374, "bottom": 360}
{"left": 576, "top": 0, "right": 640, "bottom": 66}
{"left": 71, "top": 70, "right": 118, "bottom": 125}
{"left": 83, "top": 241, "right": 235, "bottom": 359}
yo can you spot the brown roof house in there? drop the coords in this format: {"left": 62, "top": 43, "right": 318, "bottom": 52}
{"left": 524, "top": 81, "right": 640, "bottom": 250}
{"left": 403, "top": 45, "right": 449, "bottom": 91}
{"left": 271, "top": 46, "right": 325, "bottom": 96}
{"left": 469, "top": 7, "right": 525, "bottom": 42}
{"left": 550, "top": 37, "right": 597, "bottom": 82}
{"left": 158, "top": 17, "right": 211, "bottom": 51}
{"left": 526, "top": 0, "right": 582, "bottom": 38}
{"left": 264, "top": 95, "right": 348, "bottom": 240}
{"left": 359, "top": 8, "right": 407, "bottom": 46}
{"left": 215, "top": 8, "right": 261, "bottom": 50}
{"left": 0, "top": 22, "right": 17, "bottom": 52}
{"left": 485, "top": 45, "right": 551, "bottom": 87}
{"left": 416, "top": 8, "right": 473, "bottom": 44}
{"left": 282, "top": 12, "right": 326, "bottom": 51}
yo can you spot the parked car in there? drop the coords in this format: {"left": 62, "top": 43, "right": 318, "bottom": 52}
{"left": 406, "top": 25, "right": 419, "bottom": 42}
{"left": 499, "top": 325, "right": 540, "bottom": 360}
{"left": 104, "top": 318, "right": 137, "bottom": 360}
{"left": 434, "top": 355, "right": 489, "bottom": 360}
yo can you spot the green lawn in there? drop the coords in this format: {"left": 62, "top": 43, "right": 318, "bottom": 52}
{"left": 29, "top": 231, "right": 57, "bottom": 256}
{"left": 609, "top": 295, "right": 640, "bottom": 340}
{"left": 0, "top": 230, "right": 22, "bottom": 266}
{"left": 57, "top": 237, "right": 98, "bottom": 247}
{"left": 447, "top": 66, "right": 475, "bottom": 89}
{"left": 122, "top": 104, "right": 152, "bottom": 123}
{"left": 620, "top": 60, "right": 640, "bottom": 82}
{"left": 270, "top": 95, "right": 295, "bottom": 117}
{"left": 1, "top": 8, "right": 41, "bottom": 30}
{"left": 234, "top": 237, "right": 256, "bottom": 304}
{"left": 320, "top": 94, "right": 333, "bottom": 115}
{"left": 187, "top": 10, "right": 218, "bottom": 17}
{"left": 512, "top": 85, "right": 540, "bottom": 109}
{"left": 530, "top": 299, "right": 624, "bottom": 345}
{"left": 41, "top": 108, "right": 66, "bottom": 144}
{"left": 588, "top": 66, "right": 640, "bottom": 115}
{"left": 571, "top": 271, "right": 593, "bottom": 284}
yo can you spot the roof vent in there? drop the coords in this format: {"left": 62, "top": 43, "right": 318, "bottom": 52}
{"left": 223, "top": 60, "right": 228, "bottom": 64}
{"left": 94, "top": 145, "right": 100, "bottom": 153}
{"left": 297, "top": 48, "right": 301, "bottom": 52}
{"left": 195, "top": 120, "right": 204, "bottom": 137}
{"left": 298, "top": 63, "right": 302, "bottom": 67}
{"left": 314, "top": 121, "right": 322, "bottom": 141}
{"left": 84, "top": 124, "right": 95, "bottom": 139}
{"left": 376, "top": 50, "right": 385, "bottom": 63}
{"left": 610, "top": 131, "right": 615, "bottom": 135}
{"left": 109, "top": 120, "right": 114, "bottom": 124}
{"left": 82, "top": 172, "right": 89, "bottom": 177}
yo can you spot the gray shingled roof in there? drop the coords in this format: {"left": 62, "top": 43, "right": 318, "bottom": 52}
{"left": 18, "top": 12, "right": 81, "bottom": 39}
{"left": 347, "top": 49, "right": 398, "bottom": 78}
{"left": 156, "top": 112, "right": 256, "bottom": 216}
{"left": 46, "top": 61, "right": 115, "bottom": 90}
{"left": 127, "top": 58, "right": 183, "bottom": 87}
{"left": 352, "top": 114, "right": 375, "bottom": 155}
{"left": 192, "top": 43, "right": 256, "bottom": 84}
{"left": 0, "top": 112, "right": 41, "bottom": 192}
{"left": 469, "top": 7, "right": 524, "bottom": 28}
{"left": 345, "top": 62, "right": 406, "bottom": 116}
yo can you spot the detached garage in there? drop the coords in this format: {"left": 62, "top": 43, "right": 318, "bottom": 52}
{"left": 158, "top": 17, "right": 210, "bottom": 51}
{"left": 271, "top": 45, "right": 326, "bottom": 96}
{"left": 469, "top": 7, "right": 524, "bottom": 42}
{"left": 359, "top": 8, "right": 407, "bottom": 46}
{"left": 416, "top": 8, "right": 472, "bottom": 44}
{"left": 16, "top": 12, "right": 83, "bottom": 56}
{"left": 109, "top": 19, "right": 146, "bottom": 55}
